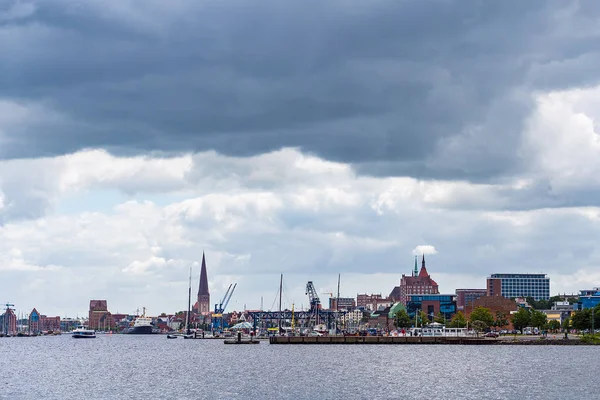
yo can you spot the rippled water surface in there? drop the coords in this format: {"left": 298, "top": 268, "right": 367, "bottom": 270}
{"left": 0, "top": 335, "right": 597, "bottom": 399}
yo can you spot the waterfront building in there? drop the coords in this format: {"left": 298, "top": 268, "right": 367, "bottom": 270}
{"left": 356, "top": 294, "right": 392, "bottom": 311}
{"left": 390, "top": 255, "right": 439, "bottom": 305}
{"left": 405, "top": 294, "right": 456, "bottom": 322}
{"left": 197, "top": 252, "right": 211, "bottom": 315}
{"left": 88, "top": 300, "right": 114, "bottom": 330}
{"left": 577, "top": 288, "right": 600, "bottom": 309}
{"left": 455, "top": 289, "right": 487, "bottom": 310}
{"left": 0, "top": 308, "right": 17, "bottom": 335}
{"left": 543, "top": 308, "right": 572, "bottom": 325}
{"left": 466, "top": 295, "right": 519, "bottom": 330}
{"left": 60, "top": 318, "right": 80, "bottom": 332}
{"left": 29, "top": 308, "right": 41, "bottom": 333}
{"left": 329, "top": 297, "right": 356, "bottom": 311}
{"left": 486, "top": 273, "right": 550, "bottom": 301}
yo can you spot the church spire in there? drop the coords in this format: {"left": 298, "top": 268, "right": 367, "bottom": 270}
{"left": 198, "top": 252, "right": 209, "bottom": 297}
{"left": 418, "top": 254, "right": 429, "bottom": 278}
{"left": 413, "top": 255, "right": 418, "bottom": 277}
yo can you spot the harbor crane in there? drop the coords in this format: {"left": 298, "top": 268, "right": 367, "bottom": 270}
{"left": 212, "top": 283, "right": 237, "bottom": 332}
{"left": 305, "top": 281, "right": 322, "bottom": 326}
{"left": 305, "top": 281, "right": 321, "bottom": 311}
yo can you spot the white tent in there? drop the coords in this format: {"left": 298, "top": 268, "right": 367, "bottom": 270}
{"left": 231, "top": 321, "right": 253, "bottom": 330}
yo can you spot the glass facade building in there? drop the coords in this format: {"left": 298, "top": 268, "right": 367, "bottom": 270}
{"left": 405, "top": 294, "right": 457, "bottom": 321}
{"left": 487, "top": 273, "right": 550, "bottom": 301}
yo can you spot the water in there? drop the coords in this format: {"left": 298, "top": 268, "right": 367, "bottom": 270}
{"left": 0, "top": 335, "right": 597, "bottom": 399}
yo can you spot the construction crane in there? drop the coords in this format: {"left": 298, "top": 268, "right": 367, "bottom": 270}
{"left": 212, "top": 283, "right": 237, "bottom": 332}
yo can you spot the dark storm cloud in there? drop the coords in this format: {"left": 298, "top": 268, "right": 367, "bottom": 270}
{"left": 1, "top": 0, "right": 599, "bottom": 180}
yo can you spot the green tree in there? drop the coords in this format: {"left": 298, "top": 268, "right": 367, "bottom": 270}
{"left": 494, "top": 311, "right": 509, "bottom": 330}
{"left": 547, "top": 320, "right": 561, "bottom": 332}
{"left": 561, "top": 317, "right": 570, "bottom": 330}
{"left": 530, "top": 310, "right": 547, "bottom": 329}
{"left": 471, "top": 320, "right": 487, "bottom": 336}
{"left": 434, "top": 312, "right": 446, "bottom": 324}
{"left": 448, "top": 311, "right": 467, "bottom": 328}
{"left": 571, "top": 309, "right": 591, "bottom": 331}
{"left": 418, "top": 310, "right": 430, "bottom": 326}
{"left": 394, "top": 310, "right": 412, "bottom": 329}
{"left": 511, "top": 307, "right": 531, "bottom": 332}
{"left": 469, "top": 307, "right": 494, "bottom": 327}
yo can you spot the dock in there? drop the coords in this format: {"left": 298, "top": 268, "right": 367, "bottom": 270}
{"left": 269, "top": 336, "right": 498, "bottom": 345}
{"left": 224, "top": 332, "right": 261, "bottom": 344}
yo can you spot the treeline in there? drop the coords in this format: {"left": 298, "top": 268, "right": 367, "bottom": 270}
{"left": 394, "top": 306, "right": 562, "bottom": 333}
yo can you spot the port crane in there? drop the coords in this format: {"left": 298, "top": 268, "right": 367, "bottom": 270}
{"left": 305, "top": 281, "right": 321, "bottom": 325}
{"left": 212, "top": 283, "right": 237, "bottom": 332}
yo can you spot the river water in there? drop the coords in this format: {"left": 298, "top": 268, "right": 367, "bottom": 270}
{"left": 0, "top": 334, "right": 596, "bottom": 399}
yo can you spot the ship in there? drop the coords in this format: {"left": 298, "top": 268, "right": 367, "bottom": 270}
{"left": 127, "top": 307, "right": 156, "bottom": 334}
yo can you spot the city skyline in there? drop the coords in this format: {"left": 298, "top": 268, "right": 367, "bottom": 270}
{"left": 2, "top": 1, "right": 600, "bottom": 316}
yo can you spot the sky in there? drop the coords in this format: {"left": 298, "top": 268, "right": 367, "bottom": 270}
{"left": 2, "top": 0, "right": 600, "bottom": 317}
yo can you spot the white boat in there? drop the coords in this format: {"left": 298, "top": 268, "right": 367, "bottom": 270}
{"left": 72, "top": 325, "right": 96, "bottom": 339}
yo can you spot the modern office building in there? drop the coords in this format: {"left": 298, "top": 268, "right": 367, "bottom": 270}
{"left": 486, "top": 273, "right": 550, "bottom": 301}
{"left": 455, "top": 289, "right": 487, "bottom": 310}
{"left": 405, "top": 294, "right": 457, "bottom": 321}
{"left": 577, "top": 288, "right": 600, "bottom": 309}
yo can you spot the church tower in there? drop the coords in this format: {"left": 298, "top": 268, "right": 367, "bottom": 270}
{"left": 197, "top": 252, "right": 210, "bottom": 315}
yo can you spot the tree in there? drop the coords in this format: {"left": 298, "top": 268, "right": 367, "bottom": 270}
{"left": 448, "top": 311, "right": 467, "bottom": 328}
{"left": 561, "top": 317, "right": 570, "bottom": 330}
{"left": 511, "top": 307, "right": 531, "bottom": 332}
{"left": 530, "top": 310, "right": 547, "bottom": 329}
{"left": 469, "top": 307, "right": 494, "bottom": 328}
{"left": 471, "top": 320, "right": 487, "bottom": 336}
{"left": 571, "top": 309, "right": 592, "bottom": 331}
{"left": 434, "top": 312, "right": 446, "bottom": 324}
{"left": 394, "top": 310, "right": 412, "bottom": 329}
{"left": 494, "top": 311, "right": 509, "bottom": 330}
{"left": 418, "top": 310, "right": 430, "bottom": 326}
{"left": 547, "top": 320, "right": 561, "bottom": 332}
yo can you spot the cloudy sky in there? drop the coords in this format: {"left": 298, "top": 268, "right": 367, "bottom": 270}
{"left": 2, "top": 0, "right": 600, "bottom": 317}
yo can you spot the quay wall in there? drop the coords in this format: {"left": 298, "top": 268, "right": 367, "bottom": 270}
{"left": 269, "top": 336, "right": 497, "bottom": 345}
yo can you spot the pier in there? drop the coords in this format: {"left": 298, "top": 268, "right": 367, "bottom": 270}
{"left": 269, "top": 336, "right": 498, "bottom": 345}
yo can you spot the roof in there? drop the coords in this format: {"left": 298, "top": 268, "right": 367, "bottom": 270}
{"left": 198, "top": 252, "right": 210, "bottom": 296}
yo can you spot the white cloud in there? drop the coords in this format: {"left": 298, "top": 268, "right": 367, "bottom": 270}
{"left": 412, "top": 245, "right": 438, "bottom": 256}
{"left": 1, "top": 139, "right": 600, "bottom": 315}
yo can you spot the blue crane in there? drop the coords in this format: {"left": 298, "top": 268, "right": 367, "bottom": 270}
{"left": 212, "top": 283, "right": 237, "bottom": 333}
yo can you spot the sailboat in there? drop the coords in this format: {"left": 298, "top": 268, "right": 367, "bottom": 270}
{"left": 183, "top": 266, "right": 194, "bottom": 339}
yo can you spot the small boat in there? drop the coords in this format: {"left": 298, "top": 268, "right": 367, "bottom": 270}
{"left": 72, "top": 325, "right": 96, "bottom": 339}
{"left": 166, "top": 334, "right": 178, "bottom": 339}
{"left": 183, "top": 334, "right": 194, "bottom": 339}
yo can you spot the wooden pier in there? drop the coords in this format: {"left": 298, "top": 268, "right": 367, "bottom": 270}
{"left": 269, "top": 336, "right": 498, "bottom": 345}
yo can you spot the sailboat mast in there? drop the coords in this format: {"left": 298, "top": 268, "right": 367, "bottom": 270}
{"left": 187, "top": 266, "right": 192, "bottom": 335}
{"left": 336, "top": 274, "right": 341, "bottom": 311}
{"left": 278, "top": 274, "right": 283, "bottom": 333}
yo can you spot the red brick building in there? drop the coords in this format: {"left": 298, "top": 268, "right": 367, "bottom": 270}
{"left": 356, "top": 294, "right": 391, "bottom": 311}
{"left": 40, "top": 316, "right": 61, "bottom": 332}
{"left": 390, "top": 255, "right": 439, "bottom": 305}
{"left": 465, "top": 296, "right": 518, "bottom": 330}
{"left": 456, "top": 289, "right": 487, "bottom": 310}
{"left": 1, "top": 308, "right": 17, "bottom": 335}
{"left": 89, "top": 300, "right": 114, "bottom": 330}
